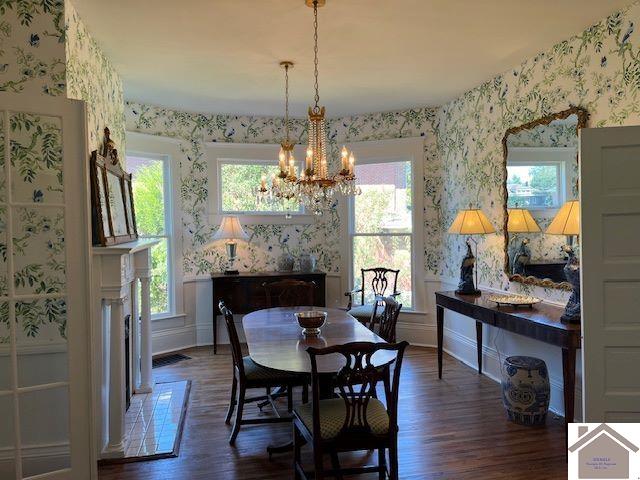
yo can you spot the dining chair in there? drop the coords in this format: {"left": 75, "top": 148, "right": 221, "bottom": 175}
{"left": 345, "top": 268, "right": 400, "bottom": 324}
{"left": 293, "top": 341, "right": 409, "bottom": 480}
{"left": 219, "top": 300, "right": 309, "bottom": 445}
{"left": 263, "top": 279, "right": 317, "bottom": 307}
{"left": 370, "top": 295, "right": 402, "bottom": 343}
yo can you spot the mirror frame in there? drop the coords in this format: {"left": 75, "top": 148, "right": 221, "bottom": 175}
{"left": 89, "top": 149, "right": 138, "bottom": 246}
{"left": 501, "top": 106, "right": 589, "bottom": 291}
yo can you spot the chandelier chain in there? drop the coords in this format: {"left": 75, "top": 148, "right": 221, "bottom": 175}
{"left": 313, "top": 0, "right": 320, "bottom": 112}
{"left": 284, "top": 63, "right": 290, "bottom": 141}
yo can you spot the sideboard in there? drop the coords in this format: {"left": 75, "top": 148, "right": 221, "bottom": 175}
{"left": 211, "top": 272, "right": 326, "bottom": 353}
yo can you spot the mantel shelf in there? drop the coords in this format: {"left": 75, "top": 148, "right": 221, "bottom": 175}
{"left": 92, "top": 238, "right": 160, "bottom": 256}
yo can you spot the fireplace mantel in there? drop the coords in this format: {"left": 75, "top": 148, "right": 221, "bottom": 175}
{"left": 92, "top": 238, "right": 159, "bottom": 459}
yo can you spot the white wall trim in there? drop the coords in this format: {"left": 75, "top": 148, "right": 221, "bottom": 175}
{"left": 152, "top": 325, "right": 196, "bottom": 356}
{"left": 0, "top": 442, "right": 70, "bottom": 461}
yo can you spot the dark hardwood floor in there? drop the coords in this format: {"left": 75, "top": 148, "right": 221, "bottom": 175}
{"left": 99, "top": 346, "right": 568, "bottom": 480}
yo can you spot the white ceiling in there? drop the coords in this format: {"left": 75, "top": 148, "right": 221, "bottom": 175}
{"left": 70, "top": 0, "right": 632, "bottom": 117}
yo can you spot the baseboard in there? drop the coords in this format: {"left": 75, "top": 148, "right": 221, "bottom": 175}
{"left": 396, "top": 322, "right": 436, "bottom": 347}
{"left": 0, "top": 442, "right": 69, "bottom": 461}
{"left": 152, "top": 325, "right": 197, "bottom": 356}
{"left": 442, "top": 326, "right": 581, "bottom": 419}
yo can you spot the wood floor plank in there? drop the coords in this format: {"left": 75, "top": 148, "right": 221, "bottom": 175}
{"left": 98, "top": 346, "right": 567, "bottom": 479}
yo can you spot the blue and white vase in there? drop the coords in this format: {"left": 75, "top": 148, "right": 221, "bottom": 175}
{"left": 277, "top": 252, "right": 295, "bottom": 272}
{"left": 501, "top": 356, "right": 550, "bottom": 426}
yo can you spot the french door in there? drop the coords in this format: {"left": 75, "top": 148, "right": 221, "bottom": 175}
{"left": 0, "top": 93, "right": 94, "bottom": 478}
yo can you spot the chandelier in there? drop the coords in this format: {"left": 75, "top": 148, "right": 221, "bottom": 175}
{"left": 258, "top": 0, "right": 360, "bottom": 216}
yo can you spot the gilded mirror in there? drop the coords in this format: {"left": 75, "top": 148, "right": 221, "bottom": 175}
{"left": 502, "top": 107, "right": 588, "bottom": 290}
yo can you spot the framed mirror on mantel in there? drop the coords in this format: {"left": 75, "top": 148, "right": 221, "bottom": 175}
{"left": 502, "top": 107, "right": 588, "bottom": 290}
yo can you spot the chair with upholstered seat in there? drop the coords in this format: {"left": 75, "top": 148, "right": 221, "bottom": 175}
{"left": 219, "top": 300, "right": 309, "bottom": 445}
{"left": 264, "top": 279, "right": 317, "bottom": 307}
{"left": 293, "top": 341, "right": 409, "bottom": 480}
{"left": 345, "top": 268, "right": 400, "bottom": 324}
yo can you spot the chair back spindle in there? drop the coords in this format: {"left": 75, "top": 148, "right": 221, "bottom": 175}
{"left": 360, "top": 268, "right": 400, "bottom": 306}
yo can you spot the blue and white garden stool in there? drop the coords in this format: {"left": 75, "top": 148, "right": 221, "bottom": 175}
{"left": 501, "top": 356, "right": 550, "bottom": 426}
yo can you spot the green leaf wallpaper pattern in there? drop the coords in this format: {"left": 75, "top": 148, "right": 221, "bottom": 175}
{"left": 0, "top": 0, "right": 66, "bottom": 96}
{"left": 12, "top": 206, "right": 65, "bottom": 296}
{"left": 9, "top": 112, "right": 63, "bottom": 204}
{"left": 15, "top": 297, "right": 66, "bottom": 341}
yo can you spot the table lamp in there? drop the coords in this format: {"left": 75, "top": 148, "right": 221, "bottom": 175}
{"left": 546, "top": 200, "right": 580, "bottom": 323}
{"left": 212, "top": 216, "right": 249, "bottom": 275}
{"left": 448, "top": 207, "right": 496, "bottom": 295}
{"left": 507, "top": 208, "right": 541, "bottom": 275}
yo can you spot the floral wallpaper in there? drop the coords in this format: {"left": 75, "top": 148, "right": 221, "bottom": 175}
{"left": 0, "top": 0, "right": 66, "bottom": 96}
{"left": 64, "top": 0, "right": 126, "bottom": 153}
{"left": 436, "top": 1, "right": 640, "bottom": 302}
{"left": 125, "top": 102, "right": 440, "bottom": 277}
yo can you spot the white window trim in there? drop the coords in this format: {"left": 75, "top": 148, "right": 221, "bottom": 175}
{"left": 507, "top": 146, "right": 575, "bottom": 213}
{"left": 339, "top": 137, "right": 426, "bottom": 313}
{"left": 206, "top": 142, "right": 315, "bottom": 225}
{"left": 126, "top": 132, "right": 185, "bottom": 320}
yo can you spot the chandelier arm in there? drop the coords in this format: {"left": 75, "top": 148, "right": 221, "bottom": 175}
{"left": 313, "top": 0, "right": 320, "bottom": 112}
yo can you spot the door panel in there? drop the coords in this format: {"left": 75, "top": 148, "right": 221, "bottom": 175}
{"left": 581, "top": 125, "right": 640, "bottom": 422}
{"left": 0, "top": 93, "right": 93, "bottom": 479}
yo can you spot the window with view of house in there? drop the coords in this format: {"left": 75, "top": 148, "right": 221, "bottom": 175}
{"left": 127, "top": 154, "right": 173, "bottom": 316}
{"left": 507, "top": 163, "right": 564, "bottom": 209}
{"left": 350, "top": 159, "right": 414, "bottom": 308}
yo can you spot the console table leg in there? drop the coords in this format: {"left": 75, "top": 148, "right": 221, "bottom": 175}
{"left": 475, "top": 321, "right": 483, "bottom": 375}
{"left": 437, "top": 305, "right": 444, "bottom": 379}
{"left": 213, "top": 313, "right": 218, "bottom": 355}
{"left": 562, "top": 346, "right": 576, "bottom": 426}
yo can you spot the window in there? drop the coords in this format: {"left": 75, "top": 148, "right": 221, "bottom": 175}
{"left": 127, "top": 154, "right": 173, "bottom": 316}
{"left": 218, "top": 158, "right": 302, "bottom": 214}
{"left": 507, "top": 162, "right": 564, "bottom": 209}
{"left": 350, "top": 159, "right": 414, "bottom": 308}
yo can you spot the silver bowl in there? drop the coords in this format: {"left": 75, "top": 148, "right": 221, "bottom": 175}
{"left": 295, "top": 310, "right": 327, "bottom": 335}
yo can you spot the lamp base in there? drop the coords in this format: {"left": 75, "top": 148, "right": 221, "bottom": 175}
{"left": 456, "top": 288, "right": 481, "bottom": 296}
{"left": 224, "top": 269, "right": 239, "bottom": 275}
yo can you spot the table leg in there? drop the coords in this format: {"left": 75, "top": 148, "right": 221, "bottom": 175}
{"left": 437, "top": 305, "right": 444, "bottom": 379}
{"left": 267, "top": 373, "right": 332, "bottom": 458}
{"left": 213, "top": 312, "right": 217, "bottom": 355}
{"left": 562, "top": 346, "right": 577, "bottom": 426}
{"left": 476, "top": 321, "right": 483, "bottom": 375}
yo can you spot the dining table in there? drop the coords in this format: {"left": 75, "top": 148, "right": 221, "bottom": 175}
{"left": 242, "top": 306, "right": 394, "bottom": 456}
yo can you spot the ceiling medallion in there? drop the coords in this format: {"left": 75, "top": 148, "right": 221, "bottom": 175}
{"left": 257, "top": 0, "right": 360, "bottom": 216}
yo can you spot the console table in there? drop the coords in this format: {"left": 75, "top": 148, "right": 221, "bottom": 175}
{"left": 211, "top": 272, "right": 326, "bottom": 353}
{"left": 435, "top": 290, "right": 582, "bottom": 425}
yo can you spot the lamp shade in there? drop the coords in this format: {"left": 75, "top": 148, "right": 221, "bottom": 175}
{"left": 507, "top": 208, "right": 541, "bottom": 233}
{"left": 546, "top": 200, "right": 580, "bottom": 236}
{"left": 447, "top": 209, "right": 496, "bottom": 235}
{"left": 212, "top": 216, "right": 249, "bottom": 241}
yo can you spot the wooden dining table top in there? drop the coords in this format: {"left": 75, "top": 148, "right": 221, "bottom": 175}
{"left": 242, "top": 306, "right": 395, "bottom": 374}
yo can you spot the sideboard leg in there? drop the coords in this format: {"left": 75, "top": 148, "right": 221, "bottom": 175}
{"left": 437, "top": 305, "right": 444, "bottom": 379}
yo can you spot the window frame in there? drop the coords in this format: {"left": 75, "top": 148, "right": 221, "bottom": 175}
{"left": 341, "top": 137, "right": 425, "bottom": 314}
{"left": 506, "top": 146, "right": 574, "bottom": 212}
{"left": 206, "top": 142, "right": 314, "bottom": 225}
{"left": 126, "top": 131, "right": 185, "bottom": 322}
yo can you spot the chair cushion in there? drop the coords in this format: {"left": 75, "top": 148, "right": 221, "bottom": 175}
{"left": 295, "top": 398, "right": 389, "bottom": 440}
{"left": 348, "top": 304, "right": 381, "bottom": 321}
{"left": 243, "top": 357, "right": 305, "bottom": 383}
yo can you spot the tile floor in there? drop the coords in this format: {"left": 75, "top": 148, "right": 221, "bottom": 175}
{"left": 123, "top": 381, "right": 188, "bottom": 458}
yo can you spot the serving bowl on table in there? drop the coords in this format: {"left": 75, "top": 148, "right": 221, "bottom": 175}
{"left": 295, "top": 310, "right": 327, "bottom": 335}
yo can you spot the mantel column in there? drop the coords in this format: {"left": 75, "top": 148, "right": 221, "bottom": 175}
{"left": 138, "top": 276, "right": 153, "bottom": 393}
{"left": 104, "top": 297, "right": 126, "bottom": 457}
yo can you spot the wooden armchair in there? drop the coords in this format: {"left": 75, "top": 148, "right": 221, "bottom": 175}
{"left": 264, "top": 279, "right": 317, "bottom": 307}
{"left": 293, "top": 341, "right": 409, "bottom": 480}
{"left": 345, "top": 267, "right": 400, "bottom": 324}
{"left": 219, "top": 301, "right": 308, "bottom": 445}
